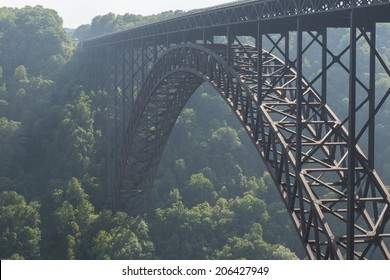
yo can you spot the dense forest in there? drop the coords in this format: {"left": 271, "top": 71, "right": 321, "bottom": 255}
{"left": 0, "top": 6, "right": 389, "bottom": 260}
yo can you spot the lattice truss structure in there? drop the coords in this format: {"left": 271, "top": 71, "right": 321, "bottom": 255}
{"left": 83, "top": 1, "right": 390, "bottom": 259}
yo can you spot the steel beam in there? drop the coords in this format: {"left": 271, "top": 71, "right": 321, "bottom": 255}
{"left": 347, "top": 10, "right": 357, "bottom": 260}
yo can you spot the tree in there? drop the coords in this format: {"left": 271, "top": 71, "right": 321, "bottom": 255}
{"left": 0, "top": 117, "right": 25, "bottom": 189}
{"left": 0, "top": 6, "right": 72, "bottom": 77}
{"left": 214, "top": 223, "right": 298, "bottom": 260}
{"left": 152, "top": 189, "right": 216, "bottom": 259}
{"left": 89, "top": 211, "right": 154, "bottom": 260}
{"left": 228, "top": 193, "right": 269, "bottom": 236}
{"left": 182, "top": 173, "right": 217, "bottom": 207}
{"left": 46, "top": 90, "right": 100, "bottom": 179}
{"left": 0, "top": 191, "right": 41, "bottom": 259}
{"left": 50, "top": 178, "right": 95, "bottom": 259}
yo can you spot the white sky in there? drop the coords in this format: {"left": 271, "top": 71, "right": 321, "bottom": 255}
{"left": 1, "top": 0, "right": 231, "bottom": 28}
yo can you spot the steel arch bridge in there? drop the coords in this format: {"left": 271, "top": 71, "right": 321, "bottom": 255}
{"left": 82, "top": 0, "right": 390, "bottom": 259}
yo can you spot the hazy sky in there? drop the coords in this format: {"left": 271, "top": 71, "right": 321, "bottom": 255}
{"left": 1, "top": 0, "right": 231, "bottom": 28}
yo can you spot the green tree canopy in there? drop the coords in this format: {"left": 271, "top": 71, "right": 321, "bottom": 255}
{"left": 0, "top": 6, "right": 72, "bottom": 77}
{"left": 0, "top": 191, "right": 41, "bottom": 259}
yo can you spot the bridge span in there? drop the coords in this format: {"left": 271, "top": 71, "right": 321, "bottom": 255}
{"left": 82, "top": 0, "right": 390, "bottom": 259}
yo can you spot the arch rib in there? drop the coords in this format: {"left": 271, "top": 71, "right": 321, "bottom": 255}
{"left": 116, "top": 43, "right": 390, "bottom": 260}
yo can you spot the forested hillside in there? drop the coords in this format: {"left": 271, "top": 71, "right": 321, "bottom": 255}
{"left": 0, "top": 6, "right": 389, "bottom": 260}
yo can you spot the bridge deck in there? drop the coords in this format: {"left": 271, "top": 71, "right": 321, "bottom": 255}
{"left": 82, "top": 0, "right": 390, "bottom": 48}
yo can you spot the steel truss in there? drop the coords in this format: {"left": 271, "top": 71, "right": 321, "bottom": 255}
{"left": 82, "top": 1, "right": 390, "bottom": 260}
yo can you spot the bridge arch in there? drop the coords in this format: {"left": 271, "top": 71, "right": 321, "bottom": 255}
{"left": 116, "top": 43, "right": 390, "bottom": 260}
{"left": 116, "top": 44, "right": 264, "bottom": 198}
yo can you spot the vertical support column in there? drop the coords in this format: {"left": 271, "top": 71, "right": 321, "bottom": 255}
{"left": 284, "top": 30, "right": 290, "bottom": 66}
{"left": 119, "top": 42, "right": 127, "bottom": 211}
{"left": 101, "top": 47, "right": 106, "bottom": 91}
{"left": 141, "top": 39, "right": 145, "bottom": 83}
{"left": 227, "top": 26, "right": 234, "bottom": 108}
{"left": 368, "top": 22, "right": 376, "bottom": 170}
{"left": 129, "top": 41, "right": 134, "bottom": 106}
{"left": 153, "top": 36, "right": 158, "bottom": 62}
{"left": 113, "top": 44, "right": 119, "bottom": 212}
{"left": 321, "top": 27, "right": 328, "bottom": 105}
{"left": 93, "top": 47, "right": 99, "bottom": 90}
{"left": 296, "top": 16, "right": 306, "bottom": 234}
{"left": 227, "top": 26, "right": 233, "bottom": 67}
{"left": 105, "top": 44, "right": 114, "bottom": 210}
{"left": 203, "top": 28, "right": 207, "bottom": 46}
{"left": 284, "top": 30, "right": 290, "bottom": 91}
{"left": 255, "top": 22, "right": 266, "bottom": 150}
{"left": 347, "top": 10, "right": 357, "bottom": 260}
{"left": 122, "top": 42, "right": 126, "bottom": 143}
{"left": 166, "top": 34, "right": 170, "bottom": 49}
{"left": 257, "top": 22, "right": 263, "bottom": 104}
{"left": 93, "top": 48, "right": 98, "bottom": 90}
